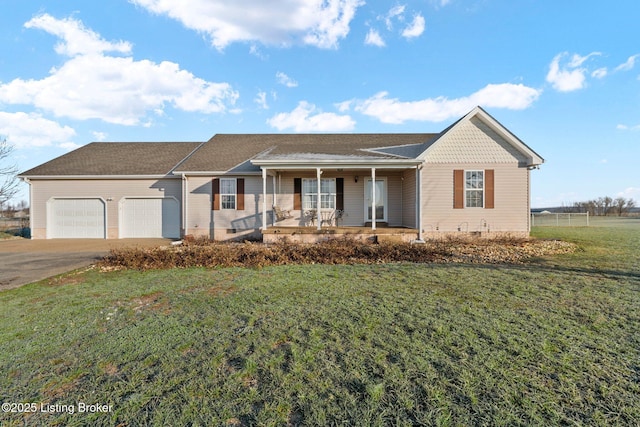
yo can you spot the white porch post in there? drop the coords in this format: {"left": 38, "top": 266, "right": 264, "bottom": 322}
{"left": 316, "top": 167, "right": 322, "bottom": 231}
{"left": 272, "top": 174, "right": 276, "bottom": 226}
{"left": 262, "top": 167, "right": 268, "bottom": 230}
{"left": 371, "top": 167, "right": 376, "bottom": 231}
{"left": 416, "top": 165, "right": 423, "bottom": 241}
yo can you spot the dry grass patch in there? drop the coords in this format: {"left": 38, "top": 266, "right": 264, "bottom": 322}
{"left": 98, "top": 236, "right": 577, "bottom": 271}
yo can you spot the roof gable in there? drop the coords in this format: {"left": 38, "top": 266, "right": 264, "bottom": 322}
{"left": 418, "top": 106, "right": 544, "bottom": 166}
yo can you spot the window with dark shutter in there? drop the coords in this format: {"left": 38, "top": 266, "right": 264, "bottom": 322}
{"left": 485, "top": 170, "right": 494, "bottom": 209}
{"left": 293, "top": 178, "right": 302, "bottom": 210}
{"left": 453, "top": 170, "right": 464, "bottom": 209}
{"left": 336, "top": 178, "right": 344, "bottom": 211}
{"left": 236, "top": 178, "right": 245, "bottom": 210}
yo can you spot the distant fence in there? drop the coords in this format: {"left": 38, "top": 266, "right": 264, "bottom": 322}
{"left": 531, "top": 212, "right": 589, "bottom": 227}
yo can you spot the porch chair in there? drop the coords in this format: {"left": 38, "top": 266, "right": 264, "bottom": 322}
{"left": 273, "top": 206, "right": 293, "bottom": 222}
{"left": 320, "top": 210, "right": 335, "bottom": 227}
{"left": 303, "top": 209, "right": 317, "bottom": 226}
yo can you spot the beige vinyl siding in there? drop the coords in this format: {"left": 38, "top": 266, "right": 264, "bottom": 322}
{"left": 420, "top": 112, "right": 533, "bottom": 236}
{"left": 422, "top": 163, "right": 529, "bottom": 234}
{"left": 402, "top": 169, "right": 417, "bottom": 228}
{"left": 386, "top": 174, "right": 402, "bottom": 226}
{"left": 342, "top": 174, "right": 364, "bottom": 226}
{"left": 184, "top": 176, "right": 212, "bottom": 237}
{"left": 30, "top": 178, "right": 181, "bottom": 239}
{"left": 186, "top": 175, "right": 272, "bottom": 239}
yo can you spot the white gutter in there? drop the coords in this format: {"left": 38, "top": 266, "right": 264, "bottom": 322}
{"left": 17, "top": 174, "right": 179, "bottom": 180}
{"left": 172, "top": 171, "right": 264, "bottom": 176}
{"left": 182, "top": 173, "right": 188, "bottom": 237}
{"left": 252, "top": 159, "right": 421, "bottom": 168}
{"left": 20, "top": 177, "right": 33, "bottom": 239}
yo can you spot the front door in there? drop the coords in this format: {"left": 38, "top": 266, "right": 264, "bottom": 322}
{"left": 364, "top": 178, "right": 387, "bottom": 222}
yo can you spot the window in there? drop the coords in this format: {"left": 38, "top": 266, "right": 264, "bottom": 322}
{"left": 465, "top": 170, "right": 484, "bottom": 208}
{"left": 302, "top": 178, "right": 336, "bottom": 210}
{"left": 220, "top": 178, "right": 236, "bottom": 209}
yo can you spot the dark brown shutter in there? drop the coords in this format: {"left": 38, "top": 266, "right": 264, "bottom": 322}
{"left": 293, "top": 178, "right": 302, "bottom": 210}
{"left": 212, "top": 178, "right": 220, "bottom": 210}
{"left": 336, "top": 178, "right": 344, "bottom": 210}
{"left": 485, "top": 169, "right": 494, "bottom": 209}
{"left": 236, "top": 178, "right": 245, "bottom": 210}
{"left": 453, "top": 170, "right": 464, "bottom": 209}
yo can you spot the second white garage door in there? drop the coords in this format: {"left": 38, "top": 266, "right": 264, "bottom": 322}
{"left": 121, "top": 198, "right": 180, "bottom": 238}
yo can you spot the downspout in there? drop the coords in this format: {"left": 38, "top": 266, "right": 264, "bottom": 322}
{"left": 416, "top": 165, "right": 423, "bottom": 241}
{"left": 527, "top": 168, "right": 531, "bottom": 234}
{"left": 21, "top": 177, "right": 33, "bottom": 239}
{"left": 400, "top": 173, "right": 403, "bottom": 227}
{"left": 181, "top": 173, "right": 187, "bottom": 238}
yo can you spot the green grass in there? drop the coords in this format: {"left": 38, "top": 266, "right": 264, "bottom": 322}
{"left": 1, "top": 226, "right": 639, "bottom": 426}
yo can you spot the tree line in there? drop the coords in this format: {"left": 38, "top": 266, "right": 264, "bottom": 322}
{"left": 1, "top": 200, "right": 29, "bottom": 218}
{"left": 562, "top": 196, "right": 636, "bottom": 216}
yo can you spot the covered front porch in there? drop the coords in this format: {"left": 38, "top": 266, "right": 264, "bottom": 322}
{"left": 253, "top": 157, "right": 424, "bottom": 243}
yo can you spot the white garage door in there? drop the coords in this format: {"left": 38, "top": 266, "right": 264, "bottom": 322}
{"left": 49, "top": 198, "right": 106, "bottom": 238}
{"left": 121, "top": 198, "right": 180, "bottom": 238}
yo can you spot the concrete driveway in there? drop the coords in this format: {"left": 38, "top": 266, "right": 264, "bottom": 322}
{"left": 0, "top": 238, "right": 172, "bottom": 291}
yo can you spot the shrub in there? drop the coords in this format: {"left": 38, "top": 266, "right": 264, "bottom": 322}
{"left": 98, "top": 237, "right": 576, "bottom": 271}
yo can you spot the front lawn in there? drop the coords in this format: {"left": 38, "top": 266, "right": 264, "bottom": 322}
{"left": 1, "top": 226, "right": 639, "bottom": 425}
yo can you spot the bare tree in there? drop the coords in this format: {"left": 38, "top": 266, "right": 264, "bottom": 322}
{"left": 602, "top": 196, "right": 613, "bottom": 216}
{"left": 0, "top": 138, "right": 20, "bottom": 206}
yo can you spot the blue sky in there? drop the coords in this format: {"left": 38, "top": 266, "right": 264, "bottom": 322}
{"left": 1, "top": 0, "right": 638, "bottom": 208}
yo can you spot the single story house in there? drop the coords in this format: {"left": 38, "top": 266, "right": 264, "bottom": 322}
{"left": 19, "top": 106, "right": 543, "bottom": 242}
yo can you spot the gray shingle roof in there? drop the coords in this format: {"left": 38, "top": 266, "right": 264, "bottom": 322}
{"left": 175, "top": 134, "right": 437, "bottom": 172}
{"left": 20, "top": 142, "right": 203, "bottom": 176}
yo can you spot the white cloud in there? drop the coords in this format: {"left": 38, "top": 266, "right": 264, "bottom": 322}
{"left": 0, "top": 112, "right": 76, "bottom": 148}
{"left": 591, "top": 67, "right": 608, "bottom": 79}
{"left": 614, "top": 54, "right": 639, "bottom": 72}
{"left": 130, "top": 0, "right": 364, "bottom": 50}
{"left": 92, "top": 131, "right": 108, "bottom": 141}
{"left": 59, "top": 142, "right": 83, "bottom": 151}
{"left": 617, "top": 123, "right": 640, "bottom": 131}
{"left": 385, "top": 5, "right": 406, "bottom": 30}
{"left": 546, "top": 52, "right": 601, "bottom": 92}
{"left": 24, "top": 14, "right": 132, "bottom": 57}
{"left": 352, "top": 83, "right": 541, "bottom": 124}
{"left": 254, "top": 91, "right": 268, "bottom": 109}
{"left": 372, "top": 5, "right": 425, "bottom": 43}
{"left": 267, "top": 101, "right": 356, "bottom": 132}
{"left": 335, "top": 100, "right": 353, "bottom": 112}
{"left": 276, "top": 72, "right": 298, "bottom": 88}
{"left": 617, "top": 187, "right": 640, "bottom": 202}
{"left": 0, "top": 14, "right": 238, "bottom": 126}
{"left": 365, "top": 29, "right": 385, "bottom": 47}
{"left": 401, "top": 14, "right": 425, "bottom": 39}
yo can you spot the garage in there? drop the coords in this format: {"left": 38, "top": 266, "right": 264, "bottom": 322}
{"left": 48, "top": 198, "right": 106, "bottom": 238}
{"left": 120, "top": 198, "right": 180, "bottom": 238}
